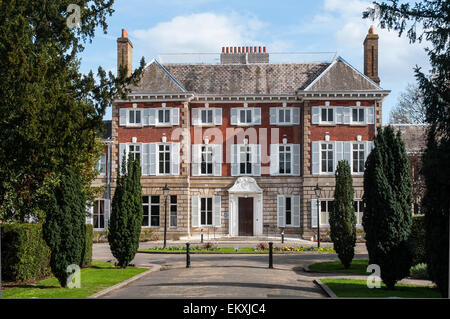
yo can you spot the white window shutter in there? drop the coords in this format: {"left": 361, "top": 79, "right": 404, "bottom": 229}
{"left": 230, "top": 108, "right": 238, "bottom": 125}
{"left": 252, "top": 144, "right": 261, "bottom": 176}
{"left": 149, "top": 143, "right": 157, "bottom": 175}
{"left": 277, "top": 195, "right": 286, "bottom": 228}
{"left": 270, "top": 108, "right": 277, "bottom": 125}
{"left": 119, "top": 109, "right": 128, "bottom": 126}
{"left": 364, "top": 141, "right": 374, "bottom": 163}
{"left": 214, "top": 108, "right": 222, "bottom": 125}
{"left": 311, "top": 107, "right": 320, "bottom": 124}
{"left": 311, "top": 199, "right": 318, "bottom": 228}
{"left": 311, "top": 142, "right": 320, "bottom": 175}
{"left": 171, "top": 108, "right": 179, "bottom": 126}
{"left": 118, "top": 143, "right": 127, "bottom": 175}
{"left": 336, "top": 107, "right": 344, "bottom": 124}
{"left": 331, "top": 109, "right": 337, "bottom": 125}
{"left": 191, "top": 196, "right": 199, "bottom": 228}
{"left": 332, "top": 141, "right": 337, "bottom": 173}
{"left": 253, "top": 108, "right": 261, "bottom": 125}
{"left": 213, "top": 144, "right": 222, "bottom": 176}
{"left": 149, "top": 109, "right": 156, "bottom": 126}
{"left": 86, "top": 205, "right": 94, "bottom": 225}
{"left": 293, "top": 107, "right": 300, "bottom": 124}
{"left": 344, "top": 142, "right": 352, "bottom": 168}
{"left": 335, "top": 141, "right": 344, "bottom": 169}
{"left": 367, "top": 107, "right": 375, "bottom": 124}
{"left": 231, "top": 144, "right": 238, "bottom": 176}
{"left": 192, "top": 145, "right": 201, "bottom": 176}
{"left": 142, "top": 143, "right": 150, "bottom": 175}
{"left": 292, "top": 144, "right": 301, "bottom": 176}
{"left": 213, "top": 195, "right": 221, "bottom": 227}
{"left": 343, "top": 107, "right": 351, "bottom": 124}
{"left": 104, "top": 199, "right": 110, "bottom": 229}
{"left": 192, "top": 108, "right": 200, "bottom": 126}
{"left": 142, "top": 109, "right": 149, "bottom": 126}
{"left": 270, "top": 144, "right": 279, "bottom": 175}
{"left": 171, "top": 143, "right": 180, "bottom": 175}
{"left": 293, "top": 195, "right": 301, "bottom": 227}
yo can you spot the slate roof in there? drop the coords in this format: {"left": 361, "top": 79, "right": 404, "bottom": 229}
{"left": 129, "top": 56, "right": 383, "bottom": 95}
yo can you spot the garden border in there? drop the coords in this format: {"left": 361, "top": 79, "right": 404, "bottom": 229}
{"left": 313, "top": 279, "right": 337, "bottom": 298}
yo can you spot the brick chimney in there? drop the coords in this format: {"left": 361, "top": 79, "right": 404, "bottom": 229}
{"left": 117, "top": 28, "right": 133, "bottom": 77}
{"left": 220, "top": 46, "right": 269, "bottom": 64}
{"left": 363, "top": 25, "right": 380, "bottom": 85}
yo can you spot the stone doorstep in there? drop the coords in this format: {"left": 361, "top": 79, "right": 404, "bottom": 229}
{"left": 88, "top": 264, "right": 162, "bottom": 298}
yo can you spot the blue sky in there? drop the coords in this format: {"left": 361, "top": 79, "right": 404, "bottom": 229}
{"left": 79, "top": 0, "right": 430, "bottom": 123}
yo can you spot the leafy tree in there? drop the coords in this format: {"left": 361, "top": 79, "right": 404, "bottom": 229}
{"left": 108, "top": 153, "right": 143, "bottom": 268}
{"left": 330, "top": 160, "right": 357, "bottom": 269}
{"left": 42, "top": 169, "right": 86, "bottom": 287}
{"left": 363, "top": 126, "right": 413, "bottom": 289}
{"left": 389, "top": 83, "right": 426, "bottom": 124}
{"left": 364, "top": 0, "right": 449, "bottom": 298}
{"left": 0, "top": 1, "right": 145, "bottom": 222}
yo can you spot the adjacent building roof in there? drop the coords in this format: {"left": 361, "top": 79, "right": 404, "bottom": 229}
{"left": 389, "top": 124, "right": 428, "bottom": 154}
{"left": 129, "top": 55, "right": 384, "bottom": 96}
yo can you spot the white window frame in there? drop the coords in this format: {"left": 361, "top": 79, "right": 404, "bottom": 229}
{"left": 354, "top": 200, "right": 364, "bottom": 227}
{"left": 200, "top": 145, "right": 214, "bottom": 176}
{"left": 128, "top": 144, "right": 141, "bottom": 161}
{"left": 239, "top": 145, "right": 253, "bottom": 175}
{"left": 128, "top": 109, "right": 142, "bottom": 126}
{"left": 321, "top": 107, "right": 334, "bottom": 124}
{"left": 142, "top": 195, "right": 160, "bottom": 228}
{"left": 352, "top": 142, "right": 365, "bottom": 174}
{"left": 320, "top": 143, "right": 334, "bottom": 173}
{"left": 351, "top": 107, "right": 365, "bottom": 124}
{"left": 238, "top": 108, "right": 253, "bottom": 125}
{"left": 278, "top": 145, "right": 292, "bottom": 175}
{"left": 93, "top": 199, "right": 105, "bottom": 230}
{"left": 158, "top": 143, "right": 171, "bottom": 175}
{"left": 96, "top": 153, "right": 106, "bottom": 176}
{"left": 200, "top": 197, "right": 213, "bottom": 227}
{"left": 200, "top": 109, "right": 214, "bottom": 125}
{"left": 320, "top": 199, "right": 333, "bottom": 226}
{"left": 285, "top": 196, "right": 293, "bottom": 226}
{"left": 157, "top": 108, "right": 171, "bottom": 125}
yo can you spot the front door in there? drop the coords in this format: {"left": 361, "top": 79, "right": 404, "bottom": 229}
{"left": 238, "top": 197, "right": 254, "bottom": 236}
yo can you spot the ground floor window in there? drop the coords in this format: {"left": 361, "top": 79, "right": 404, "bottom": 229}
{"left": 143, "top": 195, "right": 160, "bottom": 227}
{"left": 200, "top": 197, "right": 213, "bottom": 226}
{"left": 93, "top": 200, "right": 105, "bottom": 229}
{"left": 170, "top": 195, "right": 177, "bottom": 227}
{"left": 285, "top": 197, "right": 292, "bottom": 226}
{"left": 320, "top": 200, "right": 333, "bottom": 226}
{"left": 354, "top": 200, "right": 364, "bottom": 226}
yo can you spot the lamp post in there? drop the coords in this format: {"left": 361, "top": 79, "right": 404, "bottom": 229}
{"left": 314, "top": 183, "right": 322, "bottom": 248}
{"left": 163, "top": 184, "right": 170, "bottom": 249}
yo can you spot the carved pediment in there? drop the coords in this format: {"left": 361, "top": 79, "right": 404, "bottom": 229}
{"left": 228, "top": 177, "right": 263, "bottom": 194}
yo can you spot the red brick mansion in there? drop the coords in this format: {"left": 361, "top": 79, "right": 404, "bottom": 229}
{"left": 89, "top": 26, "right": 390, "bottom": 240}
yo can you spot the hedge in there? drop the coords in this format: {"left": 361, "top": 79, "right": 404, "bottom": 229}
{"left": 1, "top": 223, "right": 94, "bottom": 282}
{"left": 410, "top": 215, "right": 426, "bottom": 266}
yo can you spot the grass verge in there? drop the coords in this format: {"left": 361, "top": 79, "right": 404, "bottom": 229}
{"left": 1, "top": 261, "right": 147, "bottom": 298}
{"left": 308, "top": 259, "right": 369, "bottom": 275}
{"left": 321, "top": 278, "right": 440, "bottom": 298}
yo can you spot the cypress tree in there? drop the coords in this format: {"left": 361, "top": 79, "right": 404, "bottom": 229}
{"left": 43, "top": 169, "right": 86, "bottom": 287}
{"left": 330, "top": 160, "right": 356, "bottom": 269}
{"left": 363, "top": 126, "right": 413, "bottom": 289}
{"left": 108, "top": 152, "right": 143, "bottom": 268}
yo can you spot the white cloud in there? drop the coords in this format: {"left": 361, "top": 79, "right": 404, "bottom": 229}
{"left": 131, "top": 12, "right": 265, "bottom": 56}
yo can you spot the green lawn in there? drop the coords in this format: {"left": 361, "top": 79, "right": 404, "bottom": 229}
{"left": 321, "top": 278, "right": 441, "bottom": 298}
{"left": 308, "top": 259, "right": 369, "bottom": 275}
{"left": 2, "top": 261, "right": 147, "bottom": 298}
{"left": 139, "top": 246, "right": 335, "bottom": 254}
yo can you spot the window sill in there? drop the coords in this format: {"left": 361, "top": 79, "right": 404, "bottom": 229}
{"left": 125, "top": 124, "right": 143, "bottom": 128}
{"left": 194, "top": 123, "right": 217, "bottom": 127}
{"left": 235, "top": 123, "right": 259, "bottom": 127}
{"left": 155, "top": 124, "right": 173, "bottom": 128}
{"left": 317, "top": 123, "right": 336, "bottom": 127}
{"left": 349, "top": 123, "right": 367, "bottom": 127}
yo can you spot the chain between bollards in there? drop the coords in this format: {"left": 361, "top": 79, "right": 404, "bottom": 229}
{"left": 268, "top": 242, "right": 273, "bottom": 269}
{"left": 186, "top": 242, "right": 190, "bottom": 268}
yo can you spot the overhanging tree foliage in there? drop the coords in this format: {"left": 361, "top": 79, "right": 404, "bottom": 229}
{"left": 108, "top": 153, "right": 143, "bottom": 268}
{"left": 42, "top": 169, "right": 86, "bottom": 287}
{"left": 330, "top": 160, "right": 357, "bottom": 269}
{"left": 363, "top": 126, "right": 413, "bottom": 289}
{"left": 0, "top": 1, "right": 144, "bottom": 222}
{"left": 364, "top": 0, "right": 449, "bottom": 298}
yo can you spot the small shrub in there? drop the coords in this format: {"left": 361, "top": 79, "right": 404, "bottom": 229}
{"left": 256, "top": 242, "right": 268, "bottom": 251}
{"left": 203, "top": 242, "right": 214, "bottom": 250}
{"left": 410, "top": 263, "right": 429, "bottom": 280}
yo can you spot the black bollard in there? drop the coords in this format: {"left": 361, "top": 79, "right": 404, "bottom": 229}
{"left": 269, "top": 242, "right": 273, "bottom": 269}
{"left": 281, "top": 231, "right": 285, "bottom": 244}
{"left": 186, "top": 242, "right": 191, "bottom": 268}
{"left": 201, "top": 229, "right": 204, "bottom": 244}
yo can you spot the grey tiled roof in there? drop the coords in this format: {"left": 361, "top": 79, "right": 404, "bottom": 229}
{"left": 388, "top": 124, "right": 428, "bottom": 153}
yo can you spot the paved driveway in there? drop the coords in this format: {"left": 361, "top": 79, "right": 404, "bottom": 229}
{"left": 93, "top": 243, "right": 368, "bottom": 298}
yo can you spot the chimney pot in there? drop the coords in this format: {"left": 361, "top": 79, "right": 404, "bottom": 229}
{"left": 121, "top": 28, "right": 128, "bottom": 38}
{"left": 222, "top": 47, "right": 225, "bottom": 53}
{"left": 117, "top": 29, "right": 133, "bottom": 77}
{"left": 259, "top": 46, "right": 261, "bottom": 53}
{"left": 369, "top": 25, "right": 374, "bottom": 34}
{"left": 263, "top": 46, "right": 266, "bottom": 53}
